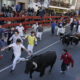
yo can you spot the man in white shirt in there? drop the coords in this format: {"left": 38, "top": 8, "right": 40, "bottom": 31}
{"left": 16, "top": 23, "right": 24, "bottom": 37}
{"left": 78, "top": 24, "right": 80, "bottom": 33}
{"left": 32, "top": 23, "right": 39, "bottom": 33}
{"left": 9, "top": 31, "right": 23, "bottom": 43}
{"left": 70, "top": 17, "right": 73, "bottom": 24}
{"left": 1, "top": 39, "right": 31, "bottom": 72}
{"left": 9, "top": 31, "right": 23, "bottom": 61}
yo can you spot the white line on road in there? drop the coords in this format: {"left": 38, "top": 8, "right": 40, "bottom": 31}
{"left": 0, "top": 40, "right": 60, "bottom": 73}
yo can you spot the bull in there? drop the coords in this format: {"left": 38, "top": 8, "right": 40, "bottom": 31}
{"left": 24, "top": 51, "right": 57, "bottom": 80}
{"left": 60, "top": 34, "right": 72, "bottom": 46}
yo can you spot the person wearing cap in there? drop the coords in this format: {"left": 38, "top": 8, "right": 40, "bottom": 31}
{"left": 60, "top": 49, "right": 74, "bottom": 74}
{"left": 25, "top": 31, "right": 37, "bottom": 54}
{"left": 1, "top": 39, "right": 31, "bottom": 72}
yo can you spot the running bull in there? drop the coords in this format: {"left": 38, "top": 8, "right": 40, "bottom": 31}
{"left": 24, "top": 51, "right": 57, "bottom": 80}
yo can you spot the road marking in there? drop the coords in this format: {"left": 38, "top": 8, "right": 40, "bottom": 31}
{"left": 0, "top": 40, "right": 60, "bottom": 73}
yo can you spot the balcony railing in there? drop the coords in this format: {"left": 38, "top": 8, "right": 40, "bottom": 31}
{"left": 35, "top": 0, "right": 71, "bottom": 8}
{"left": 50, "top": 1, "right": 71, "bottom": 8}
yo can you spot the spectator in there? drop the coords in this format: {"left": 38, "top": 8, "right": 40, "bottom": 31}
{"left": 12, "top": 5, "right": 16, "bottom": 12}
{"left": 7, "top": 5, "right": 12, "bottom": 17}
{"left": 1, "top": 4, "right": 7, "bottom": 17}
{"left": 16, "top": 3, "right": 21, "bottom": 13}
{"left": 40, "top": 8, "right": 45, "bottom": 20}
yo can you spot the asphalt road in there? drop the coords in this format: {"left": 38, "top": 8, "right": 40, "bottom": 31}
{"left": 0, "top": 27, "right": 80, "bottom": 80}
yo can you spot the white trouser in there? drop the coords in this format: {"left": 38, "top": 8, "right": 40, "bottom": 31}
{"left": 37, "top": 32, "right": 43, "bottom": 40}
{"left": 57, "top": 28, "right": 62, "bottom": 35}
{"left": 27, "top": 45, "right": 34, "bottom": 54}
{"left": 12, "top": 56, "right": 25, "bottom": 70}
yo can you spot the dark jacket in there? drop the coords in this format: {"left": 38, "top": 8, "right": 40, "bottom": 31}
{"left": 37, "top": 27, "right": 43, "bottom": 32}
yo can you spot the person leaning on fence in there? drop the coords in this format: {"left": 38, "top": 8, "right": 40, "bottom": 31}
{"left": 60, "top": 49, "right": 74, "bottom": 74}
{"left": 25, "top": 31, "right": 37, "bottom": 54}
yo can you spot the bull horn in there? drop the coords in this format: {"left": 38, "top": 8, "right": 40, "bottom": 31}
{"left": 25, "top": 58, "right": 29, "bottom": 61}
{"left": 32, "top": 61, "right": 38, "bottom": 69}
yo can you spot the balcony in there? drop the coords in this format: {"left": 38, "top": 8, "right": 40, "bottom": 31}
{"left": 50, "top": 1, "right": 71, "bottom": 8}
{"left": 35, "top": 0, "right": 71, "bottom": 8}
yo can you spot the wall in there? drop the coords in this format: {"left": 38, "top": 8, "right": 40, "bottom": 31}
{"left": 0, "top": 0, "right": 1, "bottom": 12}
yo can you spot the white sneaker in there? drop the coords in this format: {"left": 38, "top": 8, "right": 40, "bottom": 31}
{"left": 67, "top": 66, "right": 70, "bottom": 70}
{"left": 60, "top": 71, "right": 65, "bottom": 74}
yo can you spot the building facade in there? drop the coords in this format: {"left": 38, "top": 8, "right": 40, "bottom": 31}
{"left": 16, "top": 0, "right": 29, "bottom": 9}
{"left": 76, "top": 0, "right": 80, "bottom": 10}
{"left": 2, "top": 0, "right": 16, "bottom": 6}
{"left": 0, "top": 0, "right": 79, "bottom": 12}
{"left": 0, "top": 0, "right": 16, "bottom": 12}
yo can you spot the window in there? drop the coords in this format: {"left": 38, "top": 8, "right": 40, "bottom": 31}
{"left": 2, "top": 0, "right": 15, "bottom": 6}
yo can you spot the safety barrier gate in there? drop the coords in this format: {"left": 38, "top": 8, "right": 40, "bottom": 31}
{"left": 0, "top": 16, "right": 70, "bottom": 31}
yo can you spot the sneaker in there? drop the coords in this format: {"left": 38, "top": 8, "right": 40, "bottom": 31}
{"left": 10, "top": 70, "right": 14, "bottom": 73}
{"left": 67, "top": 66, "right": 70, "bottom": 70}
{"left": 60, "top": 71, "right": 65, "bottom": 74}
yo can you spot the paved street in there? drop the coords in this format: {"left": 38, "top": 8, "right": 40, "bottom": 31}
{"left": 0, "top": 27, "right": 80, "bottom": 80}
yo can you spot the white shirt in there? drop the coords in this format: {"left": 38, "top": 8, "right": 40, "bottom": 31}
{"left": 12, "top": 6, "right": 16, "bottom": 11}
{"left": 32, "top": 24, "right": 38, "bottom": 32}
{"left": 78, "top": 25, "right": 80, "bottom": 33}
{"left": 61, "top": 27, "right": 65, "bottom": 34}
{"left": 70, "top": 18, "right": 73, "bottom": 24}
{"left": 9, "top": 43, "right": 25, "bottom": 57}
{"left": 9, "top": 34, "right": 23, "bottom": 43}
{"left": 16, "top": 26, "right": 24, "bottom": 36}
